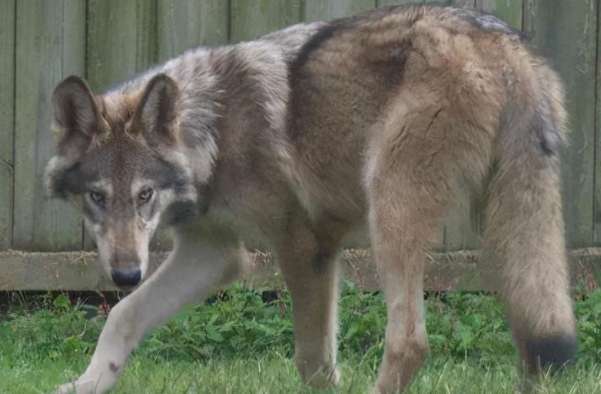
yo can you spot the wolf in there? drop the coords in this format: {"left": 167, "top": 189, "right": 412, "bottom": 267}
{"left": 46, "top": 5, "right": 576, "bottom": 394}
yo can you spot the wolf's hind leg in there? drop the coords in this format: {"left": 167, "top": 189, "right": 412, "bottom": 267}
{"left": 56, "top": 233, "right": 247, "bottom": 394}
{"left": 367, "top": 168, "right": 452, "bottom": 394}
{"left": 276, "top": 214, "right": 342, "bottom": 389}
{"left": 365, "top": 80, "right": 495, "bottom": 392}
{"left": 483, "top": 140, "right": 577, "bottom": 376}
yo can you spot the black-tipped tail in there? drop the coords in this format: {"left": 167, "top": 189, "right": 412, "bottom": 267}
{"left": 525, "top": 335, "right": 577, "bottom": 373}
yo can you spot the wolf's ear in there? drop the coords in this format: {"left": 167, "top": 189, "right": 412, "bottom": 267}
{"left": 52, "top": 75, "right": 101, "bottom": 159}
{"left": 131, "top": 74, "right": 180, "bottom": 146}
{"left": 46, "top": 76, "right": 101, "bottom": 199}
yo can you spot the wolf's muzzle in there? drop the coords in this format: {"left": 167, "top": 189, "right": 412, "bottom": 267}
{"left": 111, "top": 267, "right": 142, "bottom": 287}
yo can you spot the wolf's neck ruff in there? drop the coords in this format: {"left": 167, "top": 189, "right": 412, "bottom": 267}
{"left": 97, "top": 23, "right": 324, "bottom": 190}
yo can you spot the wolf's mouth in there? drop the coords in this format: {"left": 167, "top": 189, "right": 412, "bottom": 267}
{"left": 116, "top": 284, "right": 137, "bottom": 292}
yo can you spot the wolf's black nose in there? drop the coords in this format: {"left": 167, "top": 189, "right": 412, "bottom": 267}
{"left": 111, "top": 268, "right": 141, "bottom": 287}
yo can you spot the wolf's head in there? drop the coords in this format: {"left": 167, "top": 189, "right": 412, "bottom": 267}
{"left": 45, "top": 74, "right": 199, "bottom": 289}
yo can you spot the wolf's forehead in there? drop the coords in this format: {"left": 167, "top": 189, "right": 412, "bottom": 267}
{"left": 100, "top": 93, "right": 139, "bottom": 132}
{"left": 79, "top": 141, "right": 147, "bottom": 187}
{"left": 80, "top": 140, "right": 186, "bottom": 194}
{"left": 83, "top": 165, "right": 135, "bottom": 196}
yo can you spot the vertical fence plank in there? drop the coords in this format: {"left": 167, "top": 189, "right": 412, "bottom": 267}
{"left": 441, "top": 2, "right": 478, "bottom": 251}
{"left": 442, "top": 192, "right": 480, "bottom": 251}
{"left": 87, "top": 0, "right": 157, "bottom": 91}
{"left": 3, "top": 0, "right": 594, "bottom": 256}
{"left": 86, "top": 0, "right": 160, "bottom": 249}
{"left": 443, "top": 1, "right": 523, "bottom": 251}
{"left": 157, "top": 0, "right": 229, "bottom": 62}
{"left": 13, "top": 0, "right": 86, "bottom": 251}
{"left": 304, "top": 0, "right": 376, "bottom": 21}
{"left": 525, "top": 1, "right": 596, "bottom": 248}
{"left": 477, "top": 0, "right": 522, "bottom": 29}
{"left": 0, "top": 0, "right": 14, "bottom": 250}
{"left": 378, "top": 1, "right": 450, "bottom": 6}
{"left": 593, "top": 2, "right": 601, "bottom": 244}
{"left": 453, "top": 0, "right": 476, "bottom": 7}
{"left": 440, "top": 0, "right": 473, "bottom": 250}
{"left": 230, "top": 0, "right": 303, "bottom": 42}
{"left": 155, "top": 1, "right": 229, "bottom": 249}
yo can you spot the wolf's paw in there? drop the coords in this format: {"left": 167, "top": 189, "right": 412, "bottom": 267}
{"left": 303, "top": 366, "right": 341, "bottom": 389}
{"left": 55, "top": 379, "right": 97, "bottom": 394}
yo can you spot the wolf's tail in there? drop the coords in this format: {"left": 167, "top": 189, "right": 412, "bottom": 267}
{"left": 482, "top": 60, "right": 577, "bottom": 373}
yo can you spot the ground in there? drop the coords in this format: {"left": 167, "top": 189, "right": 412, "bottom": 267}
{"left": 1, "top": 284, "right": 600, "bottom": 393}
{"left": 2, "top": 353, "right": 601, "bottom": 393}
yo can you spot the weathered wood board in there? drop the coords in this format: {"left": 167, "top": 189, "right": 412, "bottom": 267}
{"left": 13, "top": 0, "right": 86, "bottom": 251}
{"left": 0, "top": 1, "right": 599, "bottom": 291}
{"left": 378, "top": 0, "right": 451, "bottom": 6}
{"left": 87, "top": 0, "right": 158, "bottom": 91}
{"left": 0, "top": 0, "right": 15, "bottom": 250}
{"left": 305, "top": 0, "right": 376, "bottom": 21}
{"left": 1, "top": 248, "right": 599, "bottom": 292}
{"left": 157, "top": 0, "right": 229, "bottom": 62}
{"left": 230, "top": 0, "right": 303, "bottom": 42}
{"left": 442, "top": 0, "right": 523, "bottom": 251}
{"left": 477, "top": 0, "right": 523, "bottom": 29}
{"left": 524, "top": 1, "right": 597, "bottom": 248}
{"left": 85, "top": 0, "right": 167, "bottom": 249}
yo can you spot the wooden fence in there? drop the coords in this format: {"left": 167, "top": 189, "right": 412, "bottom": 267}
{"left": 1, "top": 0, "right": 600, "bottom": 290}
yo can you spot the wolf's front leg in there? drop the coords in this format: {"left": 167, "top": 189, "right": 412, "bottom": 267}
{"left": 275, "top": 214, "right": 343, "bottom": 390}
{"left": 56, "top": 235, "right": 247, "bottom": 394}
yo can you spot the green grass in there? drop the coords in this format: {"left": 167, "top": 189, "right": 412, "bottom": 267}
{"left": 2, "top": 352, "right": 601, "bottom": 393}
{"left": 1, "top": 284, "right": 601, "bottom": 393}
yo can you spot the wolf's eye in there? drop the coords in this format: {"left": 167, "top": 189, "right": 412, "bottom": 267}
{"left": 138, "top": 188, "right": 154, "bottom": 204}
{"left": 89, "top": 191, "right": 105, "bottom": 207}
